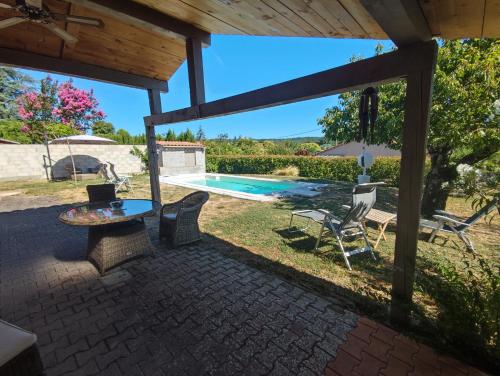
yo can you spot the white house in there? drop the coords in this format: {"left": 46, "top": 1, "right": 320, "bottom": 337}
{"left": 316, "top": 141, "right": 400, "bottom": 157}
{"left": 157, "top": 141, "right": 206, "bottom": 176}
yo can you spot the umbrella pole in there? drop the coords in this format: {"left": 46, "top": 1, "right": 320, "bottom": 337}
{"left": 66, "top": 138, "right": 78, "bottom": 184}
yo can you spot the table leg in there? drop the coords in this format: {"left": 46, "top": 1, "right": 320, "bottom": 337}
{"left": 87, "top": 220, "right": 153, "bottom": 275}
{"left": 374, "top": 221, "right": 389, "bottom": 250}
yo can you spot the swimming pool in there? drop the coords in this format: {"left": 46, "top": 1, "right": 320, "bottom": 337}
{"left": 160, "top": 174, "right": 326, "bottom": 201}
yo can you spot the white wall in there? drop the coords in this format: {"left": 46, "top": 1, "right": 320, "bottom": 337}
{"left": 0, "top": 144, "right": 146, "bottom": 181}
{"left": 159, "top": 147, "right": 206, "bottom": 176}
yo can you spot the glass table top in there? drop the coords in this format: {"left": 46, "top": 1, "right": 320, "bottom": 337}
{"left": 59, "top": 199, "right": 159, "bottom": 226}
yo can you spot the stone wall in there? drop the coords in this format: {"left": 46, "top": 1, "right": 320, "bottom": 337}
{"left": 0, "top": 144, "right": 147, "bottom": 181}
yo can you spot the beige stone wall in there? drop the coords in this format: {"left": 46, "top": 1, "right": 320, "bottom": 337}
{"left": 0, "top": 144, "right": 147, "bottom": 181}
{"left": 159, "top": 147, "right": 206, "bottom": 176}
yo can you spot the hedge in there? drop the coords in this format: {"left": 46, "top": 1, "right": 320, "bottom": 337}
{"left": 206, "top": 155, "right": 404, "bottom": 186}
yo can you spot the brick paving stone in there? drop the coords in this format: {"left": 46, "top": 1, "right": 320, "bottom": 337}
{"left": 380, "top": 355, "right": 413, "bottom": 376}
{"left": 0, "top": 199, "right": 489, "bottom": 376}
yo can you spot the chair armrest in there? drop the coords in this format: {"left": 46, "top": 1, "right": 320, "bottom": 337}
{"left": 161, "top": 202, "right": 181, "bottom": 216}
{"left": 432, "top": 214, "right": 469, "bottom": 228}
{"left": 435, "top": 210, "right": 460, "bottom": 219}
{"left": 341, "top": 205, "right": 351, "bottom": 210}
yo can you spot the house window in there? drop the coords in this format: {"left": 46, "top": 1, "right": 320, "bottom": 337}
{"left": 185, "top": 149, "right": 196, "bottom": 167}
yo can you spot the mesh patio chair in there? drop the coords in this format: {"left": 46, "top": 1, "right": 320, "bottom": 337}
{"left": 159, "top": 191, "right": 209, "bottom": 247}
{"left": 107, "top": 161, "right": 133, "bottom": 193}
{"left": 420, "top": 197, "right": 498, "bottom": 252}
{"left": 289, "top": 183, "right": 380, "bottom": 270}
{"left": 86, "top": 184, "right": 116, "bottom": 203}
{"left": 289, "top": 182, "right": 382, "bottom": 245}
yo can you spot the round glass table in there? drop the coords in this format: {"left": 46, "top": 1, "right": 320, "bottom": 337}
{"left": 59, "top": 199, "right": 159, "bottom": 274}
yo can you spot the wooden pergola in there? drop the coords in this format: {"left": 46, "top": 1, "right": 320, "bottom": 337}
{"left": 1, "top": 0, "right": 499, "bottom": 323}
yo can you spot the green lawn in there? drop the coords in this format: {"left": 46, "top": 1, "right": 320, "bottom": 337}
{"left": 1, "top": 174, "right": 498, "bottom": 368}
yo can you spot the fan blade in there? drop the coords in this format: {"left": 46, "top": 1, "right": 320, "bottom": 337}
{"left": 51, "top": 13, "right": 103, "bottom": 27}
{"left": 41, "top": 22, "right": 78, "bottom": 45}
{"left": 25, "top": 0, "right": 41, "bottom": 9}
{"left": 0, "top": 16, "right": 25, "bottom": 29}
{"left": 0, "top": 3, "right": 14, "bottom": 9}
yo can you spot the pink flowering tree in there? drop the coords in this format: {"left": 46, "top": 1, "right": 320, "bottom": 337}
{"left": 17, "top": 76, "right": 105, "bottom": 143}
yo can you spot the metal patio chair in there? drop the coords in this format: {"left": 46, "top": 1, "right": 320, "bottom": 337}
{"left": 99, "top": 162, "right": 133, "bottom": 193}
{"left": 289, "top": 183, "right": 381, "bottom": 270}
{"left": 159, "top": 191, "right": 209, "bottom": 247}
{"left": 420, "top": 197, "right": 498, "bottom": 252}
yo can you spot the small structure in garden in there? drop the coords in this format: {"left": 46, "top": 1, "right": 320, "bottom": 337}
{"left": 157, "top": 141, "right": 205, "bottom": 176}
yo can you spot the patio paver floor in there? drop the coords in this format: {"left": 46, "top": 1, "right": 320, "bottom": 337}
{"left": 0, "top": 197, "right": 487, "bottom": 375}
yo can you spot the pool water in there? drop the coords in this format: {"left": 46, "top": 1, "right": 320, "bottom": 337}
{"left": 186, "top": 175, "right": 298, "bottom": 195}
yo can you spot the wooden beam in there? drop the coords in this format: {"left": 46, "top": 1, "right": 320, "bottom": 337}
{"left": 146, "top": 89, "right": 162, "bottom": 204}
{"left": 359, "top": 0, "right": 432, "bottom": 47}
{"left": 391, "top": 46, "right": 437, "bottom": 323}
{"left": 65, "top": 0, "right": 211, "bottom": 46}
{"left": 186, "top": 37, "right": 206, "bottom": 106}
{"left": 145, "top": 41, "right": 436, "bottom": 126}
{"left": 0, "top": 47, "right": 168, "bottom": 92}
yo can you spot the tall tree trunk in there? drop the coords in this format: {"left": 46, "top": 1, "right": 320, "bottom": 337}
{"left": 421, "top": 148, "right": 456, "bottom": 218}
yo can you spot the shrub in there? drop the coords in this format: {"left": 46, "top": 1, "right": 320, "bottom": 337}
{"left": 206, "top": 155, "right": 404, "bottom": 186}
{"left": 130, "top": 146, "right": 148, "bottom": 171}
{"left": 273, "top": 166, "right": 299, "bottom": 176}
{"left": 417, "top": 251, "right": 500, "bottom": 368}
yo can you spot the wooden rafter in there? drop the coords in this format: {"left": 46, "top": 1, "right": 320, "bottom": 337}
{"left": 0, "top": 47, "right": 168, "bottom": 92}
{"left": 144, "top": 41, "right": 435, "bottom": 126}
{"left": 186, "top": 37, "right": 206, "bottom": 106}
{"left": 359, "top": 0, "right": 432, "bottom": 47}
{"left": 63, "top": 0, "right": 211, "bottom": 46}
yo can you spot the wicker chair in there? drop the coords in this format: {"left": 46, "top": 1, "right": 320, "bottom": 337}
{"left": 86, "top": 184, "right": 116, "bottom": 203}
{"left": 159, "top": 191, "right": 209, "bottom": 247}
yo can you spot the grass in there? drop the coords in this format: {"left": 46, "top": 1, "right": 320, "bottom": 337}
{"left": 1, "top": 174, "right": 499, "bottom": 368}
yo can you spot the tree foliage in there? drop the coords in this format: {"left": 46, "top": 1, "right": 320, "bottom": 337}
{"left": 318, "top": 39, "right": 500, "bottom": 215}
{"left": 0, "top": 66, "right": 33, "bottom": 120}
{"left": 17, "top": 76, "right": 105, "bottom": 143}
{"left": 92, "top": 120, "right": 115, "bottom": 135}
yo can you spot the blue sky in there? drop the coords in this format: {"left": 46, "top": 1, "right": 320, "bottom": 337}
{"left": 23, "top": 35, "right": 393, "bottom": 139}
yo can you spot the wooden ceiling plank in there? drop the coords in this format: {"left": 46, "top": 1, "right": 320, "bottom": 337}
{"left": 69, "top": 4, "right": 186, "bottom": 59}
{"left": 178, "top": 0, "right": 279, "bottom": 36}
{"left": 63, "top": 0, "right": 211, "bottom": 45}
{"left": 418, "top": 0, "right": 440, "bottom": 36}
{"left": 433, "top": 0, "right": 485, "bottom": 38}
{"left": 279, "top": 0, "right": 339, "bottom": 37}
{"left": 359, "top": 0, "right": 432, "bottom": 46}
{"left": 135, "top": 0, "right": 244, "bottom": 34}
{"left": 338, "top": 0, "right": 387, "bottom": 38}
{"left": 483, "top": 0, "right": 500, "bottom": 37}
{"left": 241, "top": 0, "right": 311, "bottom": 36}
{"left": 308, "top": 0, "right": 367, "bottom": 37}
{"left": 260, "top": 0, "right": 321, "bottom": 36}
{"left": 0, "top": 46, "right": 168, "bottom": 90}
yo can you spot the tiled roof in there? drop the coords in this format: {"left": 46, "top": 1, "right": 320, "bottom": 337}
{"left": 156, "top": 141, "right": 204, "bottom": 148}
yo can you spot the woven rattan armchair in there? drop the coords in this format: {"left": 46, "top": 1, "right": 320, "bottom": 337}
{"left": 86, "top": 184, "right": 116, "bottom": 203}
{"left": 159, "top": 191, "right": 209, "bottom": 247}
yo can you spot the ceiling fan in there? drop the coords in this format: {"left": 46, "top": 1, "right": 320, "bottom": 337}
{"left": 0, "top": 0, "right": 103, "bottom": 45}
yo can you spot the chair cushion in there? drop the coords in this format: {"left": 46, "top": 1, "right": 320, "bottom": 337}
{"left": 0, "top": 320, "right": 37, "bottom": 367}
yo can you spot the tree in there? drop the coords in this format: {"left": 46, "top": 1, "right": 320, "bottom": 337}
{"left": 0, "top": 66, "right": 33, "bottom": 120}
{"left": 114, "top": 128, "right": 132, "bottom": 144}
{"left": 17, "top": 76, "right": 105, "bottom": 143}
{"left": 92, "top": 121, "right": 115, "bottom": 135}
{"left": 318, "top": 40, "right": 500, "bottom": 217}
{"left": 196, "top": 125, "right": 206, "bottom": 141}
{"left": 178, "top": 128, "right": 195, "bottom": 142}
{"left": 298, "top": 142, "right": 321, "bottom": 154}
{"left": 165, "top": 129, "right": 176, "bottom": 141}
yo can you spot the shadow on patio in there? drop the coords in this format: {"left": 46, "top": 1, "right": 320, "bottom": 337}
{"left": 0, "top": 202, "right": 488, "bottom": 375}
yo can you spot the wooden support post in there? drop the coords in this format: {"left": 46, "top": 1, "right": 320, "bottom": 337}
{"left": 186, "top": 37, "right": 206, "bottom": 106}
{"left": 146, "top": 89, "right": 162, "bottom": 204}
{"left": 391, "top": 49, "right": 437, "bottom": 324}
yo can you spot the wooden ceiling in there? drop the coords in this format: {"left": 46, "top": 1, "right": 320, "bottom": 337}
{"left": 0, "top": 0, "right": 498, "bottom": 85}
